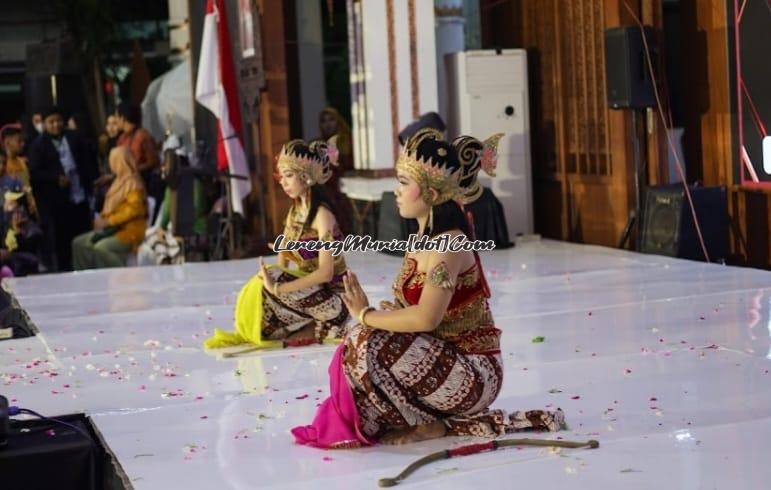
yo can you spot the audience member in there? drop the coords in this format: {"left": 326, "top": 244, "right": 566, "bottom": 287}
{"left": 0, "top": 181, "right": 41, "bottom": 276}
{"left": 28, "top": 105, "right": 97, "bottom": 271}
{"left": 72, "top": 147, "right": 147, "bottom": 270}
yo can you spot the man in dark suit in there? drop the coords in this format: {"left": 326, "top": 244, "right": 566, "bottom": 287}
{"left": 28, "top": 106, "right": 97, "bottom": 272}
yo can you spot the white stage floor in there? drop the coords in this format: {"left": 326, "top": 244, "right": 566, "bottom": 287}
{"left": 3, "top": 240, "right": 771, "bottom": 489}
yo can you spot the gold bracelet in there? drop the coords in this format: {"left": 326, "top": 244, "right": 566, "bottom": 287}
{"left": 358, "top": 306, "right": 375, "bottom": 328}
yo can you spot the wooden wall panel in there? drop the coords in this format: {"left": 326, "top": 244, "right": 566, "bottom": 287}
{"left": 642, "top": 0, "right": 670, "bottom": 187}
{"left": 728, "top": 185, "right": 771, "bottom": 269}
{"left": 504, "top": 0, "right": 638, "bottom": 247}
{"left": 683, "top": 0, "right": 769, "bottom": 269}
{"left": 519, "top": 0, "right": 568, "bottom": 239}
{"left": 729, "top": 188, "right": 771, "bottom": 269}
{"left": 680, "top": 0, "right": 731, "bottom": 185}
{"left": 257, "top": 0, "right": 293, "bottom": 237}
{"left": 568, "top": 176, "right": 626, "bottom": 245}
{"left": 533, "top": 178, "right": 564, "bottom": 241}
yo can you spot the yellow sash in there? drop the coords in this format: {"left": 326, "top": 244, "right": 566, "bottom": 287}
{"left": 203, "top": 264, "right": 308, "bottom": 350}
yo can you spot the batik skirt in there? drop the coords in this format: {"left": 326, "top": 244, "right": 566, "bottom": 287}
{"left": 204, "top": 265, "right": 350, "bottom": 350}
{"left": 342, "top": 324, "right": 565, "bottom": 439}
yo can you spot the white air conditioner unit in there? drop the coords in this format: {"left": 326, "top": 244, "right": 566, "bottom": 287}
{"left": 446, "top": 49, "right": 533, "bottom": 237}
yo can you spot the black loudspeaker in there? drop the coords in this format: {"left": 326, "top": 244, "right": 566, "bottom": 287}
{"left": 25, "top": 41, "right": 81, "bottom": 76}
{"left": 23, "top": 75, "right": 87, "bottom": 119}
{"left": 604, "top": 26, "right": 656, "bottom": 109}
{"left": 24, "top": 41, "right": 87, "bottom": 126}
{"left": 640, "top": 185, "right": 728, "bottom": 262}
{"left": 0, "top": 395, "right": 8, "bottom": 447}
{"left": 0, "top": 414, "right": 104, "bottom": 490}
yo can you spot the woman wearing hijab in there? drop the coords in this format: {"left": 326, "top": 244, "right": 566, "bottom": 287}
{"left": 318, "top": 107, "right": 354, "bottom": 236}
{"left": 71, "top": 147, "right": 147, "bottom": 270}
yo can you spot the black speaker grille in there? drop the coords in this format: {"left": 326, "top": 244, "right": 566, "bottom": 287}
{"left": 604, "top": 26, "right": 656, "bottom": 109}
{"left": 641, "top": 190, "right": 682, "bottom": 256}
{"left": 640, "top": 185, "right": 727, "bottom": 262}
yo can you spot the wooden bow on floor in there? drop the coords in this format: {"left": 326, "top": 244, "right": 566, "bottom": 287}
{"left": 378, "top": 437, "right": 600, "bottom": 487}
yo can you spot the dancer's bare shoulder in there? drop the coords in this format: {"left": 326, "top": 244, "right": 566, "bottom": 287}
{"left": 429, "top": 229, "right": 476, "bottom": 271}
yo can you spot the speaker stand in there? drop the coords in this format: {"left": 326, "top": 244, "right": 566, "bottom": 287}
{"left": 618, "top": 209, "right": 636, "bottom": 249}
{"left": 212, "top": 172, "right": 248, "bottom": 260}
{"left": 618, "top": 109, "right": 646, "bottom": 250}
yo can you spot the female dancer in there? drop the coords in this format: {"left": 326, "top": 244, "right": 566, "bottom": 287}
{"left": 205, "top": 139, "right": 350, "bottom": 351}
{"left": 292, "top": 129, "right": 564, "bottom": 447}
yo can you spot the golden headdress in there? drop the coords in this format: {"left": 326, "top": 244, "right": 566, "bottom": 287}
{"left": 452, "top": 133, "right": 504, "bottom": 205}
{"left": 395, "top": 128, "right": 462, "bottom": 206}
{"left": 276, "top": 139, "right": 340, "bottom": 186}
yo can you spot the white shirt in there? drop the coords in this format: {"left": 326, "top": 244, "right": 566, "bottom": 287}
{"left": 51, "top": 135, "right": 86, "bottom": 204}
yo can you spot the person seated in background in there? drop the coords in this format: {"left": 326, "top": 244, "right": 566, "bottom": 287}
{"left": 0, "top": 124, "right": 38, "bottom": 218}
{"left": 136, "top": 148, "right": 208, "bottom": 266}
{"left": 0, "top": 156, "right": 15, "bottom": 281}
{"left": 98, "top": 114, "right": 122, "bottom": 173}
{"left": 116, "top": 102, "right": 162, "bottom": 217}
{"left": 0, "top": 181, "right": 42, "bottom": 277}
{"left": 317, "top": 107, "right": 354, "bottom": 236}
{"left": 0, "top": 151, "right": 14, "bottom": 196}
{"left": 71, "top": 147, "right": 147, "bottom": 270}
{"left": 94, "top": 114, "right": 123, "bottom": 212}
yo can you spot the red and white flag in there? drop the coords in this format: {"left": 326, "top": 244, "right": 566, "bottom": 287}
{"left": 195, "top": 0, "right": 251, "bottom": 215}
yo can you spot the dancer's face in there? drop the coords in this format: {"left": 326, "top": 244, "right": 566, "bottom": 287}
{"left": 278, "top": 168, "right": 307, "bottom": 199}
{"left": 395, "top": 171, "right": 429, "bottom": 219}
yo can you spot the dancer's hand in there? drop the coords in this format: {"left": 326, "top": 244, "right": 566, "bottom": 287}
{"left": 379, "top": 300, "right": 400, "bottom": 311}
{"left": 342, "top": 272, "right": 369, "bottom": 318}
{"left": 259, "top": 257, "right": 275, "bottom": 291}
{"left": 256, "top": 256, "right": 269, "bottom": 277}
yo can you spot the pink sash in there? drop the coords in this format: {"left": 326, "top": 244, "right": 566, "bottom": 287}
{"left": 291, "top": 344, "right": 374, "bottom": 449}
